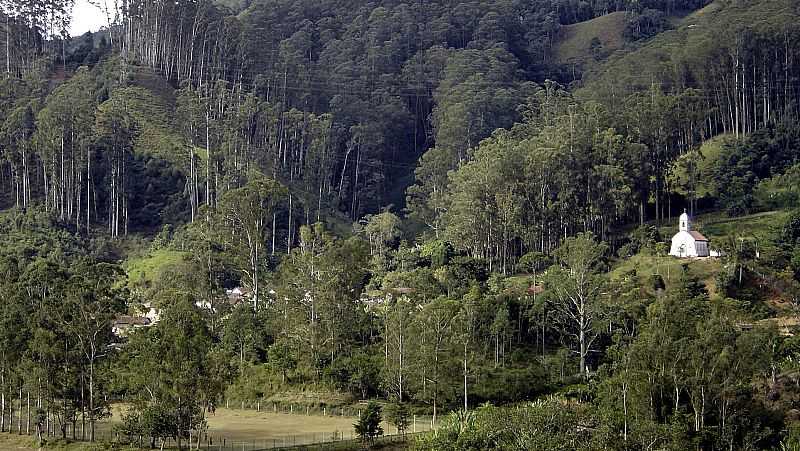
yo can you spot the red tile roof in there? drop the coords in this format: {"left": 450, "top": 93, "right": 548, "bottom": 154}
{"left": 528, "top": 285, "right": 544, "bottom": 295}
{"left": 689, "top": 231, "right": 708, "bottom": 241}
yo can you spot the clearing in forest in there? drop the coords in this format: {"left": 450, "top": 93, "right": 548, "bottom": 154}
{"left": 554, "top": 12, "right": 628, "bottom": 64}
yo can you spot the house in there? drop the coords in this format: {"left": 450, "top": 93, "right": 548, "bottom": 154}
{"left": 669, "top": 211, "right": 710, "bottom": 258}
{"left": 112, "top": 315, "right": 151, "bottom": 337}
{"left": 226, "top": 287, "right": 252, "bottom": 306}
{"left": 142, "top": 302, "right": 161, "bottom": 323}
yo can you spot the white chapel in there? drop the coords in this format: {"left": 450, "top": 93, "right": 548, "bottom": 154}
{"left": 669, "top": 211, "right": 710, "bottom": 258}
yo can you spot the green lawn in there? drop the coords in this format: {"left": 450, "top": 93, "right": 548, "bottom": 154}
{"left": 123, "top": 248, "right": 191, "bottom": 288}
{"left": 610, "top": 252, "right": 722, "bottom": 297}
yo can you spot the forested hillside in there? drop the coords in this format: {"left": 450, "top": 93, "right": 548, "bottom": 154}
{"left": 0, "top": 0, "right": 800, "bottom": 449}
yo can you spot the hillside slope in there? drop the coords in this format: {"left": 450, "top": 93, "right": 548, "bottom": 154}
{"left": 580, "top": 0, "right": 800, "bottom": 93}
{"left": 554, "top": 12, "right": 628, "bottom": 67}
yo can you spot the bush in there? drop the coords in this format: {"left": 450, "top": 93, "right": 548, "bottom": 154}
{"left": 618, "top": 225, "right": 661, "bottom": 258}
{"left": 325, "top": 351, "right": 382, "bottom": 399}
{"left": 753, "top": 166, "right": 800, "bottom": 210}
{"left": 470, "top": 365, "right": 549, "bottom": 404}
{"left": 385, "top": 402, "right": 411, "bottom": 435}
{"left": 648, "top": 273, "right": 666, "bottom": 292}
{"left": 355, "top": 401, "right": 383, "bottom": 445}
{"left": 414, "top": 399, "right": 593, "bottom": 451}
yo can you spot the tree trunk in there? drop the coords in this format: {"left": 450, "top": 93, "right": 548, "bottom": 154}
{"left": 463, "top": 343, "right": 468, "bottom": 411}
{"left": 89, "top": 359, "right": 95, "bottom": 442}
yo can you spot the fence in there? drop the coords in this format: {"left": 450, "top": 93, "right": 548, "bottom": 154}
{"left": 222, "top": 399, "right": 428, "bottom": 421}
{"left": 1, "top": 399, "right": 437, "bottom": 450}
{"left": 218, "top": 399, "right": 437, "bottom": 432}
{"left": 1, "top": 427, "right": 421, "bottom": 451}
{"left": 149, "top": 431, "right": 421, "bottom": 451}
{"left": 0, "top": 419, "right": 118, "bottom": 443}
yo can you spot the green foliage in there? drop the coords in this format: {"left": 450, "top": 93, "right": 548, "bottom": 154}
{"left": 326, "top": 352, "right": 382, "bottom": 399}
{"left": 415, "top": 400, "right": 593, "bottom": 451}
{"left": 385, "top": 402, "right": 411, "bottom": 435}
{"left": 118, "top": 295, "right": 228, "bottom": 446}
{"left": 544, "top": 233, "right": 608, "bottom": 378}
{"left": 470, "top": 365, "right": 549, "bottom": 404}
{"left": 354, "top": 401, "right": 383, "bottom": 445}
{"left": 3, "top": 3, "right": 800, "bottom": 451}
{"left": 419, "top": 240, "right": 454, "bottom": 269}
{"left": 268, "top": 336, "right": 299, "bottom": 384}
{"left": 518, "top": 251, "right": 551, "bottom": 273}
{"left": 623, "top": 9, "right": 668, "bottom": 41}
{"left": 754, "top": 164, "right": 800, "bottom": 211}
{"left": 712, "top": 124, "right": 800, "bottom": 216}
{"left": 0, "top": 209, "right": 127, "bottom": 441}
{"left": 117, "top": 405, "right": 177, "bottom": 448}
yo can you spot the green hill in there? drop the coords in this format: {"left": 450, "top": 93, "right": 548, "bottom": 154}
{"left": 580, "top": 0, "right": 800, "bottom": 93}
{"left": 554, "top": 12, "right": 629, "bottom": 68}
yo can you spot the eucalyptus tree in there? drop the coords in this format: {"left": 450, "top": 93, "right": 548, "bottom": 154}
{"left": 217, "top": 171, "right": 286, "bottom": 309}
{"left": 544, "top": 233, "right": 607, "bottom": 379}
{"left": 413, "top": 296, "right": 458, "bottom": 424}
{"left": 118, "top": 293, "right": 225, "bottom": 450}
{"left": 33, "top": 67, "right": 97, "bottom": 230}
{"left": 59, "top": 260, "right": 125, "bottom": 442}
{"left": 93, "top": 89, "right": 138, "bottom": 238}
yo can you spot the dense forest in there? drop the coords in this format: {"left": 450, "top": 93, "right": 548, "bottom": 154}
{"left": 0, "top": 0, "right": 799, "bottom": 449}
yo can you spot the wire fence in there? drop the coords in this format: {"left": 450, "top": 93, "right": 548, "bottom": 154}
{"left": 0, "top": 418, "right": 117, "bottom": 442}
{"left": 3, "top": 425, "right": 423, "bottom": 450}
{"left": 1, "top": 399, "right": 437, "bottom": 450}
{"left": 221, "top": 399, "right": 435, "bottom": 422}
{"left": 140, "top": 431, "right": 421, "bottom": 450}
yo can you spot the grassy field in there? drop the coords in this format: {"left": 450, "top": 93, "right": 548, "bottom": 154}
{"left": 610, "top": 252, "right": 722, "bottom": 297}
{"left": 123, "top": 248, "right": 191, "bottom": 288}
{"left": 204, "top": 408, "right": 358, "bottom": 442}
{"left": 692, "top": 210, "right": 790, "bottom": 242}
{"left": 1, "top": 405, "right": 429, "bottom": 450}
{"left": 554, "top": 11, "right": 628, "bottom": 65}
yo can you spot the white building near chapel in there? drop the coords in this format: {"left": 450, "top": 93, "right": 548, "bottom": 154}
{"left": 669, "top": 211, "right": 710, "bottom": 258}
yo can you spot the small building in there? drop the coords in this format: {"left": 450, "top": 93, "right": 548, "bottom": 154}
{"left": 112, "top": 315, "right": 151, "bottom": 337}
{"left": 669, "top": 211, "right": 710, "bottom": 258}
{"left": 142, "top": 302, "right": 161, "bottom": 323}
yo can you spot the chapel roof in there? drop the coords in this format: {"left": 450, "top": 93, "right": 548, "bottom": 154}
{"left": 689, "top": 231, "right": 708, "bottom": 241}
